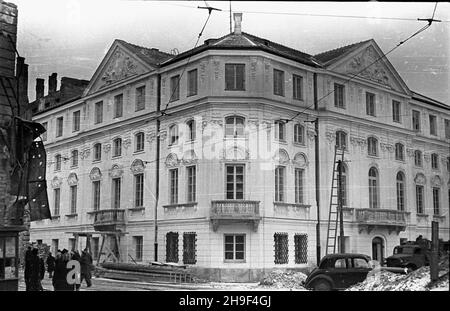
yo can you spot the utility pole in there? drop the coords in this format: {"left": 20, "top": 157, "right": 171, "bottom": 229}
{"left": 313, "top": 72, "right": 321, "bottom": 265}
{"left": 430, "top": 221, "right": 439, "bottom": 282}
{"left": 337, "top": 159, "right": 345, "bottom": 253}
{"left": 154, "top": 74, "right": 161, "bottom": 262}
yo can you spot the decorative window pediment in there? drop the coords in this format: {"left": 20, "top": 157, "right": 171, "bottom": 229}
{"left": 130, "top": 159, "right": 145, "bottom": 174}
{"left": 51, "top": 176, "right": 62, "bottom": 189}
{"left": 273, "top": 149, "right": 290, "bottom": 165}
{"left": 431, "top": 175, "right": 442, "bottom": 187}
{"left": 109, "top": 164, "right": 124, "bottom": 178}
{"left": 292, "top": 152, "right": 308, "bottom": 167}
{"left": 67, "top": 172, "right": 78, "bottom": 186}
{"left": 414, "top": 173, "right": 426, "bottom": 185}
{"left": 89, "top": 167, "right": 102, "bottom": 181}
{"left": 165, "top": 153, "right": 180, "bottom": 168}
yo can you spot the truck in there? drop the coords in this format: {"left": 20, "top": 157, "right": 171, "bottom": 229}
{"left": 386, "top": 240, "right": 431, "bottom": 272}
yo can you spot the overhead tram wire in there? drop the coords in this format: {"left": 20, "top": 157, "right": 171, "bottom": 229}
{"left": 162, "top": 2, "right": 450, "bottom": 23}
{"left": 160, "top": 5, "right": 220, "bottom": 117}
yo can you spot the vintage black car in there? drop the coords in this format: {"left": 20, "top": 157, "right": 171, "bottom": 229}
{"left": 302, "top": 253, "right": 407, "bottom": 291}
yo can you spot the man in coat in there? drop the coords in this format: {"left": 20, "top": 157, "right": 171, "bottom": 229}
{"left": 80, "top": 249, "right": 93, "bottom": 288}
{"left": 46, "top": 252, "right": 55, "bottom": 278}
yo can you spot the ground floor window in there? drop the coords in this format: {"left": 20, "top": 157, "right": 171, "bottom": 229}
{"left": 166, "top": 232, "right": 179, "bottom": 263}
{"left": 183, "top": 232, "right": 197, "bottom": 264}
{"left": 224, "top": 234, "right": 245, "bottom": 262}
{"left": 274, "top": 233, "right": 288, "bottom": 264}
{"left": 294, "top": 234, "right": 308, "bottom": 264}
{"left": 133, "top": 236, "right": 143, "bottom": 262}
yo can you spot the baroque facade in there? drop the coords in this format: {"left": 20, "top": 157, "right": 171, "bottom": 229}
{"left": 29, "top": 14, "right": 449, "bottom": 281}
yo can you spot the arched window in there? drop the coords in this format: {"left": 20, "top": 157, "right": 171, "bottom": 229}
{"left": 431, "top": 153, "right": 439, "bottom": 170}
{"left": 71, "top": 150, "right": 78, "bottom": 167}
{"left": 225, "top": 116, "right": 245, "bottom": 137}
{"left": 169, "top": 124, "right": 179, "bottom": 145}
{"left": 396, "top": 172, "right": 405, "bottom": 211}
{"left": 367, "top": 137, "right": 378, "bottom": 156}
{"left": 414, "top": 150, "right": 422, "bottom": 167}
{"left": 293, "top": 123, "right": 305, "bottom": 144}
{"left": 395, "top": 143, "right": 404, "bottom": 161}
{"left": 186, "top": 120, "right": 196, "bottom": 141}
{"left": 93, "top": 143, "right": 102, "bottom": 161}
{"left": 55, "top": 154, "right": 62, "bottom": 171}
{"left": 369, "top": 167, "right": 379, "bottom": 209}
{"left": 337, "top": 162, "right": 348, "bottom": 206}
{"left": 135, "top": 132, "right": 145, "bottom": 152}
{"left": 336, "top": 131, "right": 347, "bottom": 150}
{"left": 113, "top": 138, "right": 122, "bottom": 157}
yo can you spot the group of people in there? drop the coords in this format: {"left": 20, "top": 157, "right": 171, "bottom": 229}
{"left": 25, "top": 246, "right": 94, "bottom": 291}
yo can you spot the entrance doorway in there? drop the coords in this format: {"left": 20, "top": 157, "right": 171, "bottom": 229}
{"left": 372, "top": 237, "right": 384, "bottom": 262}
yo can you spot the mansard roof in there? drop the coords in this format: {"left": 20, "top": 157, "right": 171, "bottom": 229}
{"left": 161, "top": 31, "right": 321, "bottom": 68}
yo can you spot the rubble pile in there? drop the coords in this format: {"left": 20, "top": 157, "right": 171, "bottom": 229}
{"left": 347, "top": 256, "right": 449, "bottom": 291}
{"left": 259, "top": 270, "right": 308, "bottom": 289}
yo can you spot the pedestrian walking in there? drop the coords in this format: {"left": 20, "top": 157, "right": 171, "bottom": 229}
{"left": 80, "top": 249, "right": 93, "bottom": 288}
{"left": 24, "top": 247, "right": 32, "bottom": 291}
{"left": 46, "top": 252, "right": 55, "bottom": 278}
{"left": 27, "top": 248, "right": 43, "bottom": 291}
{"left": 53, "top": 249, "right": 73, "bottom": 291}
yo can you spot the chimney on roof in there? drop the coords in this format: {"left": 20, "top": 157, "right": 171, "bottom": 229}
{"left": 233, "top": 13, "right": 242, "bottom": 35}
{"left": 48, "top": 73, "right": 57, "bottom": 95}
{"left": 36, "top": 78, "right": 44, "bottom": 100}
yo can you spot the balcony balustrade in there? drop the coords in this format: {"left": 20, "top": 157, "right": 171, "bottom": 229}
{"left": 91, "top": 209, "right": 126, "bottom": 231}
{"left": 210, "top": 200, "right": 261, "bottom": 231}
{"left": 353, "top": 208, "right": 409, "bottom": 234}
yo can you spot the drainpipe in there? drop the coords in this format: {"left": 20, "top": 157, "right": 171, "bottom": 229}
{"left": 314, "top": 72, "right": 321, "bottom": 265}
{"left": 154, "top": 73, "right": 161, "bottom": 262}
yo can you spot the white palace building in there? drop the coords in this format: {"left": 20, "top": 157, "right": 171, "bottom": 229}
{"left": 29, "top": 14, "right": 449, "bottom": 281}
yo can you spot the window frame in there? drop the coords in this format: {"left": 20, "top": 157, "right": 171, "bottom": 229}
{"left": 71, "top": 150, "right": 78, "bottom": 168}
{"left": 111, "top": 177, "right": 121, "bottom": 209}
{"left": 368, "top": 167, "right": 379, "bottom": 209}
{"left": 169, "top": 75, "right": 180, "bottom": 102}
{"left": 392, "top": 100, "right": 401, "bottom": 123}
{"left": 292, "top": 74, "right": 303, "bottom": 101}
{"left": 274, "top": 232, "right": 289, "bottom": 264}
{"left": 134, "top": 173, "right": 144, "bottom": 208}
{"left": 135, "top": 132, "right": 145, "bottom": 152}
{"left": 53, "top": 188, "right": 61, "bottom": 216}
{"left": 294, "top": 168, "right": 304, "bottom": 204}
{"left": 395, "top": 143, "right": 405, "bottom": 161}
{"left": 275, "top": 165, "right": 286, "bottom": 202}
{"left": 187, "top": 69, "right": 198, "bottom": 97}
{"left": 113, "top": 138, "right": 122, "bottom": 157}
{"left": 135, "top": 85, "right": 146, "bottom": 111}
{"left": 70, "top": 185, "right": 77, "bottom": 214}
{"left": 293, "top": 123, "right": 304, "bottom": 145}
{"left": 225, "top": 63, "right": 245, "bottom": 91}
{"left": 429, "top": 114, "right": 437, "bottom": 136}
{"left": 334, "top": 83, "right": 345, "bottom": 108}
{"left": 186, "top": 119, "right": 196, "bottom": 142}
{"left": 414, "top": 150, "right": 423, "bottom": 167}
{"left": 113, "top": 93, "right": 123, "bottom": 118}
{"left": 169, "top": 124, "right": 179, "bottom": 146}
{"left": 366, "top": 92, "right": 376, "bottom": 116}
{"left": 94, "top": 101, "right": 103, "bottom": 124}
{"left": 431, "top": 153, "right": 439, "bottom": 170}
{"left": 416, "top": 185, "right": 424, "bottom": 214}
{"left": 274, "top": 121, "right": 286, "bottom": 141}
{"left": 225, "top": 116, "right": 245, "bottom": 138}
{"left": 367, "top": 137, "right": 378, "bottom": 156}
{"left": 92, "top": 180, "right": 101, "bottom": 211}
{"left": 133, "top": 236, "right": 143, "bottom": 262}
{"left": 396, "top": 172, "right": 405, "bottom": 211}
{"left": 169, "top": 168, "right": 179, "bottom": 204}
{"left": 224, "top": 234, "right": 246, "bottom": 262}
{"left": 186, "top": 165, "right": 196, "bottom": 203}
{"left": 336, "top": 131, "right": 347, "bottom": 150}
{"left": 273, "top": 68, "right": 285, "bottom": 96}
{"left": 72, "top": 110, "right": 80, "bottom": 132}
{"left": 412, "top": 110, "right": 421, "bottom": 132}
{"left": 93, "top": 143, "right": 102, "bottom": 161}
{"left": 432, "top": 187, "right": 440, "bottom": 216}
{"left": 225, "top": 164, "right": 245, "bottom": 200}
{"left": 54, "top": 154, "right": 62, "bottom": 171}
{"left": 56, "top": 117, "right": 63, "bottom": 137}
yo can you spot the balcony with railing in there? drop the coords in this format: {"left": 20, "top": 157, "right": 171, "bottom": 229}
{"left": 91, "top": 209, "right": 126, "bottom": 231}
{"left": 353, "top": 208, "right": 409, "bottom": 234}
{"left": 210, "top": 200, "right": 261, "bottom": 231}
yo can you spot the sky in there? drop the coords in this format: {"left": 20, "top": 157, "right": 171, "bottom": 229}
{"left": 11, "top": 0, "right": 450, "bottom": 104}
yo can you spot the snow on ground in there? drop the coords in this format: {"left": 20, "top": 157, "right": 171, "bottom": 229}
{"left": 347, "top": 256, "right": 449, "bottom": 291}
